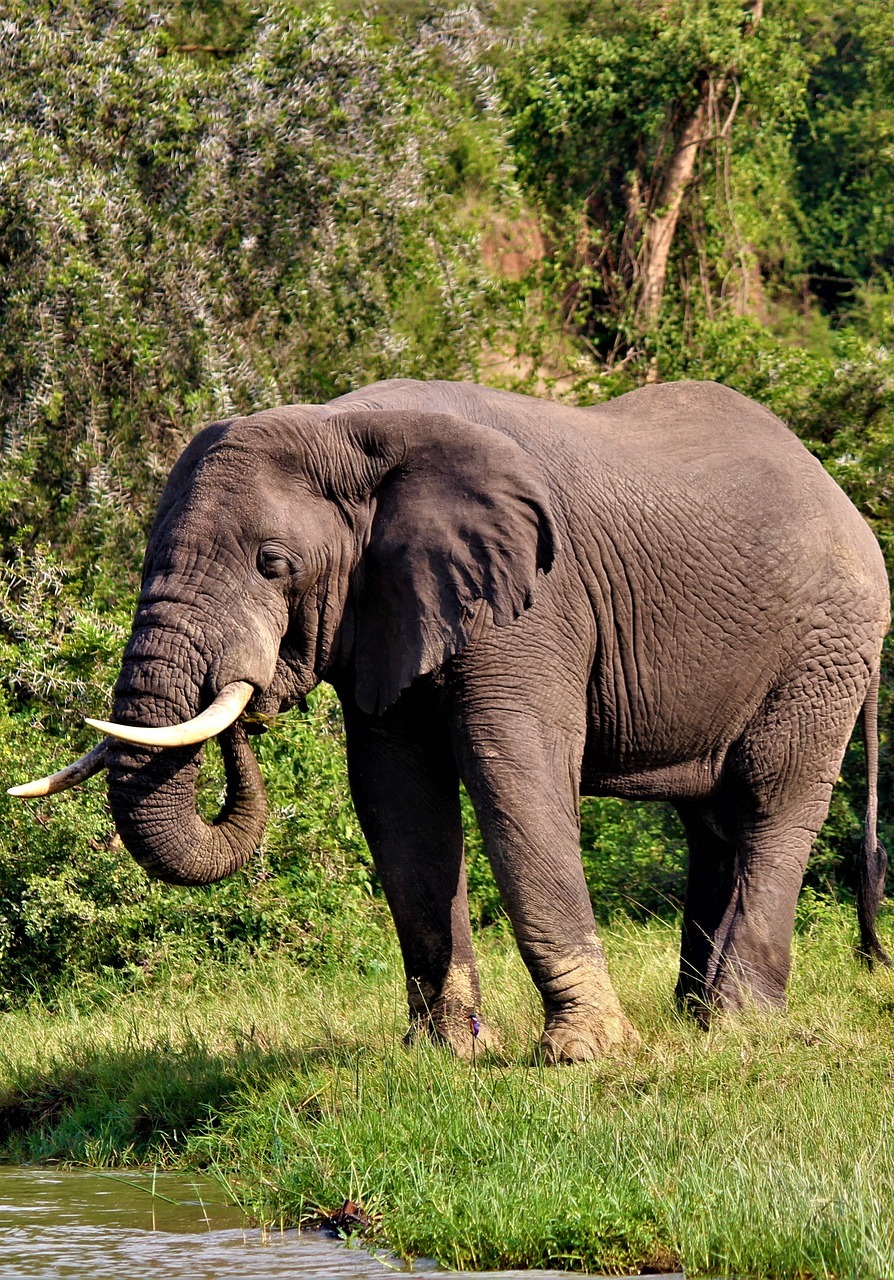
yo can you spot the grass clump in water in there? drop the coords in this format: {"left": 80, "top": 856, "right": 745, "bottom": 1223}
{"left": 1, "top": 905, "right": 893, "bottom": 1276}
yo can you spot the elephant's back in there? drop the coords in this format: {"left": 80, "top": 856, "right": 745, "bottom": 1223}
{"left": 586, "top": 380, "right": 887, "bottom": 594}
{"left": 332, "top": 376, "right": 814, "bottom": 495}
{"left": 580, "top": 380, "right": 829, "bottom": 494}
{"left": 329, "top": 376, "right": 888, "bottom": 607}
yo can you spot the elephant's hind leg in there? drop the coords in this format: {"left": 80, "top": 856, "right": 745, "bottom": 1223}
{"left": 674, "top": 796, "right": 820, "bottom": 1019}
{"left": 673, "top": 801, "right": 738, "bottom": 1017}
{"left": 701, "top": 804, "right": 824, "bottom": 1015}
{"left": 342, "top": 692, "right": 499, "bottom": 1059}
{"left": 699, "top": 665, "right": 867, "bottom": 1017}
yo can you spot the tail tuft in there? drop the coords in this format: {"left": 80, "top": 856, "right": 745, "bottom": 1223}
{"left": 857, "top": 835, "right": 892, "bottom": 969}
{"left": 856, "top": 668, "right": 889, "bottom": 969}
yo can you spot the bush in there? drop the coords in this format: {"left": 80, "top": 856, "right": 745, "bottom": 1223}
{"left": 0, "top": 0, "right": 501, "bottom": 582}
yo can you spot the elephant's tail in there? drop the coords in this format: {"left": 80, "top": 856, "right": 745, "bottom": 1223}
{"left": 857, "top": 666, "right": 891, "bottom": 968}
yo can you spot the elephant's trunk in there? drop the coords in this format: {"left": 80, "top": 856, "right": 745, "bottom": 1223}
{"left": 105, "top": 621, "right": 269, "bottom": 886}
{"left": 107, "top": 724, "right": 268, "bottom": 885}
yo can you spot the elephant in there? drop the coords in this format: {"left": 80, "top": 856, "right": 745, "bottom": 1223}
{"left": 11, "top": 378, "right": 891, "bottom": 1062}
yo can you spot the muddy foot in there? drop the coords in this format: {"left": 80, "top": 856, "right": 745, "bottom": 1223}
{"left": 539, "top": 1006, "right": 640, "bottom": 1064}
{"left": 404, "top": 1011, "right": 502, "bottom": 1060}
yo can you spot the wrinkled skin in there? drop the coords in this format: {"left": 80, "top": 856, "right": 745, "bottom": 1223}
{"left": 106, "top": 380, "right": 890, "bottom": 1062}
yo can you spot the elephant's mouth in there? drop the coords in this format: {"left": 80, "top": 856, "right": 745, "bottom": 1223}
{"left": 242, "top": 649, "right": 317, "bottom": 723}
{"left": 241, "top": 696, "right": 309, "bottom": 734}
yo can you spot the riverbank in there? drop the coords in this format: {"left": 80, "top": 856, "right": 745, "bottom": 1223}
{"left": 2, "top": 906, "right": 893, "bottom": 1276}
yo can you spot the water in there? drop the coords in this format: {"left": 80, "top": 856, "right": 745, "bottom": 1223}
{"left": 0, "top": 1168, "right": 681, "bottom": 1279}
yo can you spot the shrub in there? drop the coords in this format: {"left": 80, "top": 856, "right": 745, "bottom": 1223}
{"left": 0, "top": 0, "right": 501, "bottom": 582}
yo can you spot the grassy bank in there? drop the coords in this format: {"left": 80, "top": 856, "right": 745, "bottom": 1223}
{"left": 2, "top": 906, "right": 894, "bottom": 1277}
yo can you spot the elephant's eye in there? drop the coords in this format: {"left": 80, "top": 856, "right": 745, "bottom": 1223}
{"left": 257, "top": 546, "right": 296, "bottom": 580}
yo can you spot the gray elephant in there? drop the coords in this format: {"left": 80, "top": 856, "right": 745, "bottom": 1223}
{"left": 12, "top": 379, "right": 890, "bottom": 1062}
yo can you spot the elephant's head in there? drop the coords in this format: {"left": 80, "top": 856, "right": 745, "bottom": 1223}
{"left": 13, "top": 405, "right": 556, "bottom": 885}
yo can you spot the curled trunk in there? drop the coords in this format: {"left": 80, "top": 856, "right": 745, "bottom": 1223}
{"left": 107, "top": 722, "right": 268, "bottom": 885}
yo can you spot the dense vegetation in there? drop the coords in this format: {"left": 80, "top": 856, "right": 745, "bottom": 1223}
{"left": 0, "top": 0, "right": 892, "bottom": 1010}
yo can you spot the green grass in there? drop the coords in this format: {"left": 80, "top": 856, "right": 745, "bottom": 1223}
{"left": 2, "top": 905, "right": 894, "bottom": 1276}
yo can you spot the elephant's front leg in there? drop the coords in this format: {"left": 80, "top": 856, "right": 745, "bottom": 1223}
{"left": 342, "top": 695, "right": 499, "bottom": 1059}
{"left": 455, "top": 713, "right": 639, "bottom": 1064}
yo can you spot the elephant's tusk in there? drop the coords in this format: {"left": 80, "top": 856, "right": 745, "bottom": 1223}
{"left": 8, "top": 741, "right": 110, "bottom": 797}
{"left": 84, "top": 680, "right": 255, "bottom": 748}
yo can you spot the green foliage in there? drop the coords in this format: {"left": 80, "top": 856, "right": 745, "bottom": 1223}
{"left": 497, "top": 0, "right": 894, "bottom": 351}
{"left": 791, "top": 2, "right": 894, "bottom": 302}
{"left": 502, "top": 0, "right": 781, "bottom": 207}
{"left": 497, "top": 1, "right": 811, "bottom": 342}
{"left": 0, "top": 0, "right": 501, "bottom": 580}
{"left": 580, "top": 799, "right": 686, "bottom": 920}
{"left": 0, "top": 551, "right": 131, "bottom": 725}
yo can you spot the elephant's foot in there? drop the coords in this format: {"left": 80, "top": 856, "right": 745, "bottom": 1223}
{"left": 404, "top": 1009, "right": 502, "bottom": 1059}
{"left": 706, "top": 976, "right": 786, "bottom": 1023}
{"left": 679, "top": 958, "right": 787, "bottom": 1027}
{"left": 540, "top": 1003, "right": 639, "bottom": 1064}
{"left": 538, "top": 955, "right": 639, "bottom": 1064}
{"left": 696, "top": 930, "right": 790, "bottom": 1025}
{"left": 675, "top": 984, "right": 712, "bottom": 1028}
{"left": 405, "top": 963, "right": 502, "bottom": 1059}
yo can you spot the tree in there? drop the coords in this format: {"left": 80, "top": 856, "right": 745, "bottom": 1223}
{"left": 500, "top": 0, "right": 812, "bottom": 352}
{"left": 633, "top": 1, "right": 763, "bottom": 327}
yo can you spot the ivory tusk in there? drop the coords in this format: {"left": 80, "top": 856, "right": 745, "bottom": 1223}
{"left": 8, "top": 741, "right": 109, "bottom": 798}
{"left": 84, "top": 680, "right": 254, "bottom": 748}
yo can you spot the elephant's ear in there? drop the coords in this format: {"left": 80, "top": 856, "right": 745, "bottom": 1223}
{"left": 341, "top": 411, "right": 558, "bottom": 714}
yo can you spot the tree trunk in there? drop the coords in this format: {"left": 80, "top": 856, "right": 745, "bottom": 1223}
{"left": 628, "top": 0, "right": 763, "bottom": 332}
{"left": 634, "top": 94, "right": 710, "bottom": 328}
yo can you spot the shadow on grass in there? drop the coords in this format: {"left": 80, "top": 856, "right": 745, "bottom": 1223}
{"left": 0, "top": 1032, "right": 377, "bottom": 1165}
